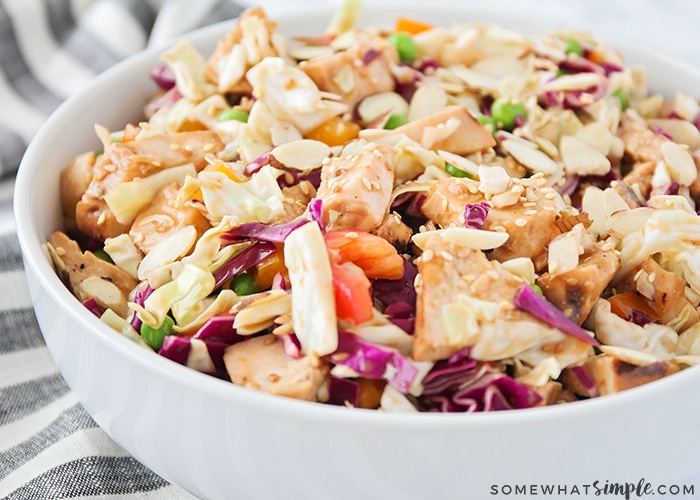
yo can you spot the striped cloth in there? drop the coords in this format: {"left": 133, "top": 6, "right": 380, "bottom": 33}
{"left": 0, "top": 1, "right": 244, "bottom": 498}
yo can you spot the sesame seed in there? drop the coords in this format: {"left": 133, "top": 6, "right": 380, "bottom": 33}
{"left": 169, "top": 143, "right": 180, "bottom": 151}
{"left": 515, "top": 218, "right": 528, "bottom": 227}
{"left": 268, "top": 374, "right": 280, "bottom": 383}
{"left": 545, "top": 192, "right": 558, "bottom": 200}
{"left": 440, "top": 250, "right": 454, "bottom": 262}
{"left": 103, "top": 164, "right": 116, "bottom": 172}
{"left": 370, "top": 180, "right": 381, "bottom": 191}
{"left": 544, "top": 206, "right": 556, "bottom": 211}
{"left": 648, "top": 272, "right": 656, "bottom": 283}
{"left": 468, "top": 185, "right": 479, "bottom": 194}
{"left": 633, "top": 269, "right": 644, "bottom": 281}
{"left": 487, "top": 270, "right": 500, "bottom": 280}
{"left": 345, "top": 232, "right": 359, "bottom": 239}
{"left": 97, "top": 213, "right": 106, "bottom": 225}
{"left": 54, "top": 246, "right": 66, "bottom": 256}
{"left": 423, "top": 249, "right": 434, "bottom": 262}
{"left": 462, "top": 274, "right": 475, "bottom": 283}
{"left": 183, "top": 144, "right": 193, "bottom": 152}
{"left": 523, "top": 209, "right": 537, "bottom": 216}
{"left": 532, "top": 172, "right": 545, "bottom": 178}
{"left": 441, "top": 199, "right": 449, "bottom": 211}
{"left": 523, "top": 202, "right": 537, "bottom": 207}
{"left": 362, "top": 177, "right": 372, "bottom": 190}
{"left": 492, "top": 225, "right": 506, "bottom": 232}
{"left": 203, "top": 143, "right": 215, "bottom": 152}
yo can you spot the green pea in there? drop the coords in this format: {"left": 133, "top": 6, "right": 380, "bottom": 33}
{"left": 92, "top": 249, "right": 113, "bottom": 264}
{"left": 140, "top": 316, "right": 174, "bottom": 351}
{"left": 232, "top": 272, "right": 258, "bottom": 296}
{"left": 490, "top": 97, "right": 528, "bottom": 131}
{"left": 564, "top": 38, "right": 584, "bottom": 57}
{"left": 613, "top": 89, "right": 629, "bottom": 111}
{"left": 218, "top": 108, "right": 249, "bottom": 123}
{"left": 476, "top": 114, "right": 496, "bottom": 134}
{"left": 387, "top": 32, "right": 417, "bottom": 63}
{"left": 445, "top": 163, "right": 474, "bottom": 179}
{"left": 384, "top": 113, "right": 409, "bottom": 130}
{"left": 531, "top": 283, "right": 544, "bottom": 296}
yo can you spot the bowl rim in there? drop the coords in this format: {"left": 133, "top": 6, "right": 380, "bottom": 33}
{"left": 13, "top": 3, "right": 700, "bottom": 429}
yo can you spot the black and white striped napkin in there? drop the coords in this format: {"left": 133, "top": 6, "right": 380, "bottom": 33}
{"left": 0, "top": 1, "right": 243, "bottom": 498}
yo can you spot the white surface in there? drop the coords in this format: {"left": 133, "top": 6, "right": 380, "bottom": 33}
{"left": 14, "top": 4, "right": 700, "bottom": 500}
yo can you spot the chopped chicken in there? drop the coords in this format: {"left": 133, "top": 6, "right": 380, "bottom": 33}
{"left": 60, "top": 151, "right": 95, "bottom": 236}
{"left": 129, "top": 182, "right": 211, "bottom": 254}
{"left": 617, "top": 112, "right": 668, "bottom": 164}
{"left": 569, "top": 355, "right": 680, "bottom": 396}
{"left": 205, "top": 7, "right": 279, "bottom": 94}
{"left": 75, "top": 131, "right": 223, "bottom": 242}
{"left": 386, "top": 106, "right": 495, "bottom": 155}
{"left": 615, "top": 257, "right": 699, "bottom": 331}
{"left": 621, "top": 160, "right": 655, "bottom": 200}
{"left": 49, "top": 231, "right": 138, "bottom": 304}
{"left": 413, "top": 233, "right": 567, "bottom": 362}
{"left": 420, "top": 176, "right": 557, "bottom": 262}
{"left": 300, "top": 40, "right": 398, "bottom": 108}
{"left": 537, "top": 245, "right": 621, "bottom": 325}
{"left": 223, "top": 334, "right": 330, "bottom": 402}
{"left": 372, "top": 212, "right": 413, "bottom": 248}
{"left": 316, "top": 141, "right": 396, "bottom": 232}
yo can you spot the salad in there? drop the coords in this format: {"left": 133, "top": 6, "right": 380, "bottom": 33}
{"left": 48, "top": 4, "right": 700, "bottom": 412}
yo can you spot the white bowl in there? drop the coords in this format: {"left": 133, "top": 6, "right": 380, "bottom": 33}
{"left": 15, "top": 5, "right": 700, "bottom": 499}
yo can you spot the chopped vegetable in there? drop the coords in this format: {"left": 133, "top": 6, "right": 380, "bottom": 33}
{"left": 141, "top": 316, "right": 174, "bottom": 351}
{"left": 218, "top": 108, "right": 249, "bottom": 122}
{"left": 394, "top": 17, "right": 433, "bottom": 35}
{"left": 490, "top": 97, "right": 528, "bottom": 131}
{"left": 387, "top": 32, "right": 417, "bottom": 63}
{"left": 445, "top": 163, "right": 474, "bottom": 179}
{"left": 384, "top": 113, "right": 409, "bottom": 130}
{"left": 231, "top": 272, "right": 258, "bottom": 296}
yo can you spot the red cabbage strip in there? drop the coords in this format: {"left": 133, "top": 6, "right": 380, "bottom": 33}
{"left": 158, "top": 336, "right": 228, "bottom": 374}
{"left": 420, "top": 349, "right": 542, "bottom": 412}
{"left": 514, "top": 284, "right": 600, "bottom": 345}
{"left": 280, "top": 333, "right": 301, "bottom": 359}
{"left": 327, "top": 331, "right": 418, "bottom": 394}
{"left": 149, "top": 65, "right": 176, "bottom": 90}
{"left": 243, "top": 151, "right": 271, "bottom": 176}
{"left": 372, "top": 257, "right": 418, "bottom": 308}
{"left": 129, "top": 283, "right": 154, "bottom": 332}
{"left": 308, "top": 198, "right": 323, "bottom": 231}
{"left": 82, "top": 298, "right": 103, "bottom": 318}
{"left": 193, "top": 315, "right": 246, "bottom": 345}
{"left": 463, "top": 202, "right": 490, "bottom": 229}
{"left": 213, "top": 241, "right": 277, "bottom": 290}
{"left": 220, "top": 218, "right": 308, "bottom": 244}
{"left": 568, "top": 365, "right": 599, "bottom": 397}
{"left": 327, "top": 376, "right": 361, "bottom": 407}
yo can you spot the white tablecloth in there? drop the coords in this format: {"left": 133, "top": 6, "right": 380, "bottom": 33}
{"left": 1, "top": 1, "right": 698, "bottom": 498}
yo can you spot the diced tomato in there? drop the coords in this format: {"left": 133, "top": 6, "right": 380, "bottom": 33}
{"left": 394, "top": 17, "right": 434, "bottom": 35}
{"left": 607, "top": 292, "right": 659, "bottom": 322}
{"left": 330, "top": 260, "right": 374, "bottom": 326}
{"left": 324, "top": 230, "right": 404, "bottom": 280}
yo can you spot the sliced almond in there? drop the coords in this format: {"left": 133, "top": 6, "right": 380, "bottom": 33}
{"left": 270, "top": 139, "right": 331, "bottom": 171}
{"left": 599, "top": 345, "right": 658, "bottom": 367}
{"left": 408, "top": 82, "right": 447, "bottom": 122}
{"left": 648, "top": 119, "right": 700, "bottom": 150}
{"left": 412, "top": 227, "right": 509, "bottom": 251}
{"left": 502, "top": 138, "right": 559, "bottom": 175}
{"left": 560, "top": 135, "right": 611, "bottom": 176}
{"left": 448, "top": 65, "right": 498, "bottom": 92}
{"left": 660, "top": 141, "right": 697, "bottom": 186}
{"left": 287, "top": 44, "right": 335, "bottom": 61}
{"left": 576, "top": 122, "right": 614, "bottom": 156}
{"left": 357, "top": 92, "right": 409, "bottom": 127}
{"left": 233, "top": 289, "right": 292, "bottom": 335}
{"left": 79, "top": 275, "right": 129, "bottom": 318}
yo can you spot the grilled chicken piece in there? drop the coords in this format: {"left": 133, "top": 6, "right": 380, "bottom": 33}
{"left": 617, "top": 112, "right": 668, "bottom": 164}
{"left": 300, "top": 41, "right": 398, "bottom": 108}
{"left": 621, "top": 160, "right": 655, "bottom": 200}
{"left": 60, "top": 151, "right": 95, "bottom": 236}
{"left": 537, "top": 245, "right": 621, "bottom": 325}
{"left": 413, "top": 233, "right": 566, "bottom": 362}
{"left": 387, "top": 106, "right": 495, "bottom": 155}
{"left": 49, "top": 231, "right": 138, "bottom": 316}
{"left": 205, "top": 7, "right": 279, "bottom": 94}
{"left": 571, "top": 355, "right": 680, "bottom": 396}
{"left": 223, "top": 334, "right": 330, "bottom": 402}
{"left": 316, "top": 141, "right": 396, "bottom": 232}
{"left": 129, "top": 182, "right": 211, "bottom": 254}
{"left": 421, "top": 176, "right": 557, "bottom": 262}
{"left": 75, "top": 131, "right": 223, "bottom": 242}
{"left": 372, "top": 212, "right": 413, "bottom": 248}
{"left": 615, "top": 257, "right": 699, "bottom": 331}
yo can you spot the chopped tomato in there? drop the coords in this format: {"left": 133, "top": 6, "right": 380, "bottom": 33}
{"left": 607, "top": 292, "right": 659, "bottom": 322}
{"left": 394, "top": 17, "right": 434, "bottom": 35}
{"left": 330, "top": 260, "right": 374, "bottom": 326}
{"left": 324, "top": 230, "right": 404, "bottom": 280}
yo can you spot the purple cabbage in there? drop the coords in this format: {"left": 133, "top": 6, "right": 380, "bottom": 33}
{"left": 567, "top": 365, "right": 599, "bottom": 398}
{"left": 213, "top": 241, "right": 277, "bottom": 290}
{"left": 327, "top": 376, "right": 361, "bottom": 407}
{"left": 390, "top": 192, "right": 426, "bottom": 219}
{"left": 362, "top": 48, "right": 381, "bottom": 65}
{"left": 384, "top": 301, "right": 415, "bottom": 335}
{"left": 542, "top": 74, "right": 608, "bottom": 109}
{"left": 280, "top": 333, "right": 301, "bottom": 359}
{"left": 629, "top": 309, "right": 654, "bottom": 327}
{"left": 372, "top": 257, "right": 418, "bottom": 309}
{"left": 192, "top": 315, "right": 245, "bottom": 345}
{"left": 243, "top": 151, "right": 271, "bottom": 176}
{"left": 145, "top": 87, "right": 182, "bottom": 116}
{"left": 158, "top": 336, "right": 228, "bottom": 374}
{"left": 651, "top": 125, "right": 673, "bottom": 140}
{"left": 129, "top": 284, "right": 154, "bottom": 332}
{"left": 220, "top": 218, "right": 308, "bottom": 245}
{"left": 327, "top": 331, "right": 419, "bottom": 394}
{"left": 556, "top": 174, "right": 580, "bottom": 197}
{"left": 419, "top": 349, "right": 542, "bottom": 412}
{"left": 82, "top": 298, "right": 103, "bottom": 317}
{"left": 308, "top": 198, "right": 324, "bottom": 231}
{"left": 149, "top": 64, "right": 176, "bottom": 90}
{"left": 514, "top": 284, "right": 600, "bottom": 345}
{"left": 463, "top": 202, "right": 490, "bottom": 229}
